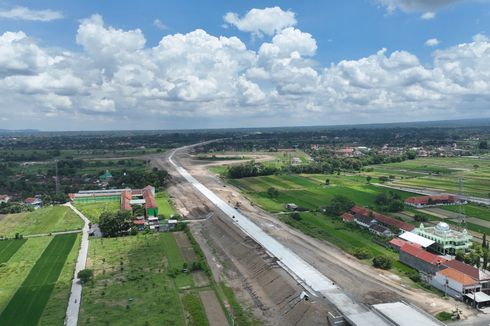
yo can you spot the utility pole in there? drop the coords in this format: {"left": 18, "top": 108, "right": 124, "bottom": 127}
{"left": 458, "top": 177, "right": 466, "bottom": 229}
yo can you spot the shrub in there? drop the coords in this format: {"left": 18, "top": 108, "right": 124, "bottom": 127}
{"left": 290, "top": 212, "right": 302, "bottom": 221}
{"left": 372, "top": 255, "right": 393, "bottom": 270}
{"left": 78, "top": 269, "right": 94, "bottom": 284}
{"left": 352, "top": 248, "right": 370, "bottom": 259}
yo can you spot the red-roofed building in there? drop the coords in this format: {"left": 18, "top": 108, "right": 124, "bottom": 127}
{"left": 389, "top": 238, "right": 408, "bottom": 252}
{"left": 121, "top": 190, "right": 132, "bottom": 211}
{"left": 340, "top": 212, "right": 354, "bottom": 222}
{"left": 443, "top": 260, "right": 490, "bottom": 293}
{"left": 142, "top": 186, "right": 158, "bottom": 217}
{"left": 0, "top": 195, "right": 10, "bottom": 203}
{"left": 400, "top": 243, "right": 447, "bottom": 275}
{"left": 350, "top": 206, "right": 414, "bottom": 232}
{"left": 405, "top": 195, "right": 461, "bottom": 208}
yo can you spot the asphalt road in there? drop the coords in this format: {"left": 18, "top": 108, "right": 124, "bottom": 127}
{"left": 64, "top": 203, "right": 90, "bottom": 326}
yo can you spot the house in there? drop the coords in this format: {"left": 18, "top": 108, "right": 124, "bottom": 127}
{"left": 369, "top": 224, "right": 393, "bottom": 237}
{"left": 0, "top": 195, "right": 10, "bottom": 204}
{"left": 413, "top": 222, "right": 472, "bottom": 255}
{"left": 350, "top": 206, "right": 414, "bottom": 232}
{"left": 432, "top": 267, "right": 481, "bottom": 299}
{"left": 142, "top": 186, "right": 158, "bottom": 217}
{"left": 286, "top": 203, "right": 298, "bottom": 211}
{"left": 24, "top": 197, "right": 42, "bottom": 209}
{"left": 443, "top": 260, "right": 490, "bottom": 293}
{"left": 405, "top": 195, "right": 461, "bottom": 208}
{"left": 353, "top": 214, "right": 375, "bottom": 228}
{"left": 399, "top": 243, "right": 447, "bottom": 275}
{"left": 340, "top": 212, "right": 354, "bottom": 223}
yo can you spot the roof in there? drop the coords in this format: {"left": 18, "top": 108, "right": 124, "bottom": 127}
{"left": 399, "top": 231, "right": 435, "bottom": 248}
{"left": 389, "top": 238, "right": 408, "bottom": 248}
{"left": 341, "top": 212, "right": 354, "bottom": 222}
{"left": 444, "top": 260, "right": 490, "bottom": 281}
{"left": 400, "top": 243, "right": 447, "bottom": 265}
{"left": 351, "top": 206, "right": 415, "bottom": 231}
{"left": 142, "top": 187, "right": 157, "bottom": 209}
{"left": 24, "top": 197, "right": 41, "bottom": 204}
{"left": 121, "top": 190, "right": 132, "bottom": 211}
{"left": 372, "top": 302, "right": 444, "bottom": 326}
{"left": 438, "top": 267, "right": 479, "bottom": 286}
{"left": 370, "top": 224, "right": 390, "bottom": 234}
{"left": 354, "top": 214, "right": 374, "bottom": 225}
{"left": 133, "top": 220, "right": 145, "bottom": 225}
{"left": 465, "top": 291, "right": 490, "bottom": 303}
{"left": 0, "top": 195, "right": 9, "bottom": 200}
{"left": 405, "top": 194, "right": 456, "bottom": 205}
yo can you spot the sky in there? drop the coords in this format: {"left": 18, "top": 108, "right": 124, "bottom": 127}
{"left": 0, "top": 0, "right": 489, "bottom": 131}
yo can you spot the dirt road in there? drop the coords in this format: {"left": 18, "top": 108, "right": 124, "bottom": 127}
{"left": 152, "top": 148, "right": 477, "bottom": 323}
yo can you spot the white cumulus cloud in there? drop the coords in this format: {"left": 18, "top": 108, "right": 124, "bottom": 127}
{"left": 224, "top": 7, "right": 296, "bottom": 36}
{"left": 421, "top": 12, "right": 436, "bottom": 19}
{"left": 1, "top": 11, "right": 490, "bottom": 129}
{"left": 377, "top": 0, "right": 463, "bottom": 13}
{"left": 425, "top": 38, "right": 440, "bottom": 46}
{"left": 0, "top": 6, "right": 63, "bottom": 22}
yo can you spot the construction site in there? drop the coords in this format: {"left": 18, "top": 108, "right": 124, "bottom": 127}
{"left": 150, "top": 144, "right": 473, "bottom": 326}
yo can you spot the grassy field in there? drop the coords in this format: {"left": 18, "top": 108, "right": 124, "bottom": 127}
{"left": 0, "top": 206, "right": 83, "bottom": 237}
{"left": 0, "top": 234, "right": 77, "bottom": 326}
{"left": 0, "top": 237, "right": 52, "bottom": 312}
{"left": 38, "top": 234, "right": 81, "bottom": 326}
{"left": 281, "top": 212, "right": 416, "bottom": 279}
{"left": 362, "top": 157, "right": 490, "bottom": 198}
{"left": 74, "top": 201, "right": 120, "bottom": 223}
{"left": 79, "top": 233, "right": 195, "bottom": 325}
{"left": 0, "top": 239, "right": 26, "bottom": 263}
{"left": 155, "top": 192, "right": 179, "bottom": 218}
{"left": 229, "top": 174, "right": 415, "bottom": 213}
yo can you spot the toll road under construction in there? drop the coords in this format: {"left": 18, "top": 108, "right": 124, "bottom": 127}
{"left": 169, "top": 147, "right": 444, "bottom": 326}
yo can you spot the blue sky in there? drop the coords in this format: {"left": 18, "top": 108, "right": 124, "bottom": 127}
{"left": 0, "top": 0, "right": 489, "bottom": 130}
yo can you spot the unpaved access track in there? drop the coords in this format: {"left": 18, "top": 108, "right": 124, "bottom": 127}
{"left": 151, "top": 146, "right": 476, "bottom": 325}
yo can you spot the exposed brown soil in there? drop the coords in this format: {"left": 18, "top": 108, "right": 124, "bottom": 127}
{"left": 151, "top": 148, "right": 478, "bottom": 324}
{"left": 199, "top": 290, "right": 229, "bottom": 326}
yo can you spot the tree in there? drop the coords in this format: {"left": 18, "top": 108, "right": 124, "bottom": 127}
{"left": 414, "top": 214, "right": 428, "bottom": 223}
{"left": 353, "top": 248, "right": 370, "bottom": 259}
{"left": 372, "top": 255, "right": 392, "bottom": 270}
{"left": 99, "top": 211, "right": 133, "bottom": 237}
{"left": 484, "top": 250, "right": 489, "bottom": 270}
{"left": 325, "top": 178, "right": 330, "bottom": 185}
{"left": 323, "top": 195, "right": 354, "bottom": 216}
{"left": 483, "top": 233, "right": 487, "bottom": 250}
{"left": 479, "top": 141, "right": 488, "bottom": 150}
{"left": 366, "top": 176, "right": 372, "bottom": 184}
{"left": 290, "top": 212, "right": 302, "bottom": 221}
{"left": 455, "top": 250, "right": 465, "bottom": 262}
{"left": 78, "top": 269, "right": 93, "bottom": 284}
{"left": 267, "top": 187, "right": 279, "bottom": 198}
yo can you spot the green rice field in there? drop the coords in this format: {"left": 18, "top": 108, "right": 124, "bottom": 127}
{"left": 363, "top": 156, "right": 490, "bottom": 198}
{"left": 0, "top": 206, "right": 83, "bottom": 237}
{"left": 230, "top": 174, "right": 415, "bottom": 213}
{"left": 0, "top": 234, "right": 77, "bottom": 326}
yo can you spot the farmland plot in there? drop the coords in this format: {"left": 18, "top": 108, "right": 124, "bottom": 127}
{"left": 0, "top": 234, "right": 77, "bottom": 326}
{"left": 0, "top": 239, "right": 26, "bottom": 263}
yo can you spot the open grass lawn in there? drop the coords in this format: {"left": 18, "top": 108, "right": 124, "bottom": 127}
{"left": 155, "top": 192, "right": 179, "bottom": 218}
{"left": 0, "top": 239, "right": 26, "bottom": 263}
{"left": 0, "top": 234, "right": 77, "bottom": 326}
{"left": 231, "top": 174, "right": 415, "bottom": 213}
{"left": 38, "top": 234, "right": 81, "bottom": 326}
{"left": 0, "top": 237, "right": 52, "bottom": 312}
{"left": 74, "top": 201, "right": 120, "bottom": 223}
{"left": 79, "top": 233, "right": 192, "bottom": 326}
{"left": 0, "top": 206, "right": 83, "bottom": 237}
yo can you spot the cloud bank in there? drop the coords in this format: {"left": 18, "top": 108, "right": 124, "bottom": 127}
{"left": 0, "top": 9, "right": 490, "bottom": 129}
{"left": 0, "top": 6, "right": 63, "bottom": 21}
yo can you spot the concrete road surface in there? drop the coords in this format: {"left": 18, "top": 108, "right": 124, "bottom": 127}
{"left": 168, "top": 147, "right": 393, "bottom": 325}
{"left": 64, "top": 203, "right": 90, "bottom": 326}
